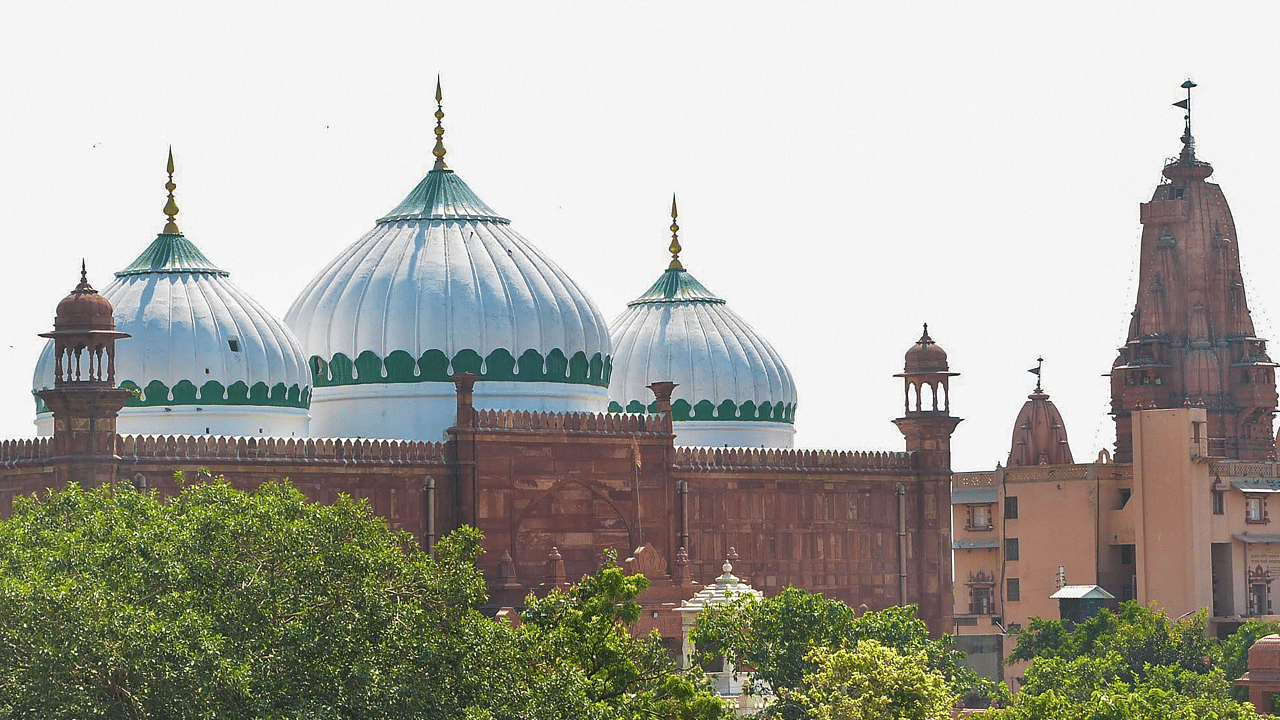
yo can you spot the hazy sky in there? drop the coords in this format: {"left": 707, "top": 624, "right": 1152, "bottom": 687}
{"left": 3, "top": 2, "right": 1280, "bottom": 471}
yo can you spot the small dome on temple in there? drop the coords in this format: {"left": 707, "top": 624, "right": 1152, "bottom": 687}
{"left": 903, "top": 324, "right": 949, "bottom": 374}
{"left": 1008, "top": 371, "right": 1073, "bottom": 467}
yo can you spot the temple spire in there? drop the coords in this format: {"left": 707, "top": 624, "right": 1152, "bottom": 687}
{"left": 162, "top": 147, "right": 180, "bottom": 235}
{"left": 432, "top": 76, "right": 449, "bottom": 171}
{"left": 1029, "top": 356, "right": 1044, "bottom": 393}
{"left": 1174, "top": 79, "right": 1197, "bottom": 161}
{"left": 668, "top": 193, "right": 682, "bottom": 269}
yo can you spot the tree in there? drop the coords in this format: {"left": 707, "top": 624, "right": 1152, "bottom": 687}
{"left": 0, "top": 479, "right": 727, "bottom": 720}
{"left": 783, "top": 642, "right": 956, "bottom": 720}
{"left": 690, "top": 587, "right": 999, "bottom": 718}
{"left": 519, "top": 550, "right": 729, "bottom": 720}
{"left": 1008, "top": 602, "right": 1216, "bottom": 683}
{"left": 995, "top": 602, "right": 1272, "bottom": 719}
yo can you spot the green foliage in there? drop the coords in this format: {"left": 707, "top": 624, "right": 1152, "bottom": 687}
{"left": 520, "top": 550, "right": 729, "bottom": 719}
{"left": 783, "top": 642, "right": 956, "bottom": 720}
{"left": 690, "top": 586, "right": 1001, "bottom": 718}
{"left": 0, "top": 480, "right": 727, "bottom": 720}
{"left": 1008, "top": 603, "right": 1216, "bottom": 682}
{"left": 998, "top": 602, "right": 1274, "bottom": 719}
{"left": 1221, "top": 621, "right": 1280, "bottom": 700}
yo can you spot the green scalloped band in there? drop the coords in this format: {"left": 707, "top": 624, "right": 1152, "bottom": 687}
{"left": 607, "top": 398, "right": 796, "bottom": 424}
{"left": 34, "top": 380, "right": 311, "bottom": 413}
{"left": 310, "top": 348, "right": 612, "bottom": 389}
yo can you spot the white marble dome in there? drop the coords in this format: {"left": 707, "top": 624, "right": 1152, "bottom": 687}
{"left": 608, "top": 258, "right": 797, "bottom": 448}
{"left": 34, "top": 233, "right": 312, "bottom": 437}
{"left": 285, "top": 159, "right": 612, "bottom": 442}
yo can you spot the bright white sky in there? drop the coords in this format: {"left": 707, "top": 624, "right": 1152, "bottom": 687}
{"left": 3, "top": 2, "right": 1280, "bottom": 472}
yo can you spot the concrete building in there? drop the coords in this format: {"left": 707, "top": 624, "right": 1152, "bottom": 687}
{"left": 952, "top": 83, "right": 1280, "bottom": 683}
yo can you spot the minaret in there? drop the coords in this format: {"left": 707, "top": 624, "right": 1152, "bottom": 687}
{"left": 893, "top": 324, "right": 962, "bottom": 470}
{"left": 1111, "top": 82, "right": 1278, "bottom": 462}
{"left": 892, "top": 324, "right": 959, "bottom": 633}
{"left": 1008, "top": 358, "right": 1074, "bottom": 467}
{"left": 36, "top": 264, "right": 132, "bottom": 485}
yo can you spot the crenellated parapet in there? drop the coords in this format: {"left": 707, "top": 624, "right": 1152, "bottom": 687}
{"left": 473, "top": 408, "right": 670, "bottom": 436}
{"left": 117, "top": 434, "right": 448, "bottom": 465}
{"left": 674, "top": 445, "right": 914, "bottom": 472}
{"left": 0, "top": 438, "right": 52, "bottom": 467}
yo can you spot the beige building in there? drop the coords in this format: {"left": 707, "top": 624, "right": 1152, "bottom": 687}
{"left": 954, "top": 88, "right": 1280, "bottom": 683}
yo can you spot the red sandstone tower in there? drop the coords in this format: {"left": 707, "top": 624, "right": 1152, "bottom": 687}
{"left": 35, "top": 264, "right": 133, "bottom": 486}
{"left": 893, "top": 324, "right": 959, "bottom": 628}
{"left": 1111, "top": 82, "right": 1278, "bottom": 462}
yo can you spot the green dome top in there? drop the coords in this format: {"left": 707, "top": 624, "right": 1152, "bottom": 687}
{"left": 627, "top": 267, "right": 725, "bottom": 306}
{"left": 116, "top": 233, "right": 228, "bottom": 277}
{"left": 379, "top": 169, "right": 509, "bottom": 224}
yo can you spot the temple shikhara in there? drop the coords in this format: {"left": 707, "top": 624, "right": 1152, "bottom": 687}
{"left": 1, "top": 81, "right": 956, "bottom": 646}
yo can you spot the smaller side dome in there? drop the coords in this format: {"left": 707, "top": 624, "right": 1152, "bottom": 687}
{"left": 1008, "top": 370, "right": 1074, "bottom": 467}
{"left": 54, "top": 264, "right": 116, "bottom": 332}
{"left": 608, "top": 199, "right": 797, "bottom": 448}
{"left": 904, "top": 323, "right": 949, "bottom": 373}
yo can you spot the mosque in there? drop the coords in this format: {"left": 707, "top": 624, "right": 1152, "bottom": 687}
{"left": 2, "top": 83, "right": 956, "bottom": 639}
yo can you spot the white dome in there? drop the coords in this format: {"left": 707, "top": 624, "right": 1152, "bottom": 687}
{"left": 34, "top": 233, "right": 312, "bottom": 437}
{"left": 286, "top": 166, "right": 612, "bottom": 441}
{"left": 608, "top": 265, "right": 797, "bottom": 448}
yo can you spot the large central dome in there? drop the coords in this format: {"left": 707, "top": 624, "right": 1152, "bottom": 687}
{"left": 285, "top": 89, "right": 611, "bottom": 441}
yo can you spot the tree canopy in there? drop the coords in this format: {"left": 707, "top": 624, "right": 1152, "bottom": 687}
{"left": 990, "top": 602, "right": 1279, "bottom": 719}
{"left": 690, "top": 586, "right": 999, "bottom": 718}
{"left": 0, "top": 479, "right": 727, "bottom": 720}
{"left": 783, "top": 642, "right": 956, "bottom": 720}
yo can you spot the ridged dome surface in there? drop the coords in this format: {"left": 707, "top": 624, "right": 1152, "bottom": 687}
{"left": 34, "top": 233, "right": 312, "bottom": 437}
{"left": 608, "top": 266, "right": 797, "bottom": 448}
{"left": 285, "top": 167, "right": 612, "bottom": 441}
{"left": 1007, "top": 387, "right": 1073, "bottom": 467}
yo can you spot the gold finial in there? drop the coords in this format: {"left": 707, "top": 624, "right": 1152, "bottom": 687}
{"left": 668, "top": 193, "right": 682, "bottom": 269}
{"left": 432, "top": 76, "right": 449, "bottom": 171}
{"left": 162, "top": 146, "right": 181, "bottom": 234}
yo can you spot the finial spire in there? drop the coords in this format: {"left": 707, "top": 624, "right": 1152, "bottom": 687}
{"left": 1173, "top": 79, "right": 1197, "bottom": 160}
{"left": 1029, "top": 356, "right": 1044, "bottom": 393}
{"left": 918, "top": 322, "right": 933, "bottom": 345}
{"left": 668, "top": 194, "right": 682, "bottom": 269}
{"left": 432, "top": 76, "right": 449, "bottom": 171}
{"left": 162, "top": 147, "right": 180, "bottom": 234}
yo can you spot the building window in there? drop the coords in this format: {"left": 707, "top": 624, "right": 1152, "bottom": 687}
{"left": 968, "top": 504, "right": 992, "bottom": 530}
{"left": 1120, "top": 544, "right": 1135, "bottom": 566}
{"left": 970, "top": 587, "right": 993, "bottom": 615}
{"left": 1247, "top": 496, "right": 1267, "bottom": 524}
{"left": 1005, "top": 496, "right": 1019, "bottom": 519}
{"left": 228, "top": 337, "right": 241, "bottom": 352}
{"left": 1005, "top": 538, "right": 1020, "bottom": 561}
{"left": 1118, "top": 488, "right": 1132, "bottom": 510}
{"left": 1212, "top": 490, "right": 1225, "bottom": 515}
{"left": 1007, "top": 578, "right": 1020, "bottom": 602}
